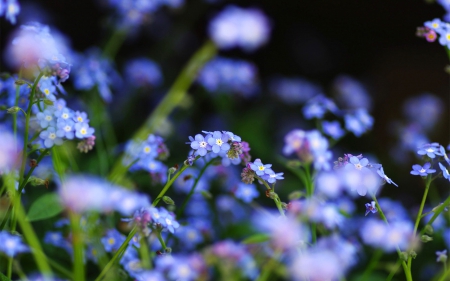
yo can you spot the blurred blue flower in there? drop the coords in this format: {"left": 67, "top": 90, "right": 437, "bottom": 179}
{"left": 101, "top": 229, "right": 126, "bottom": 253}
{"left": 344, "top": 109, "right": 373, "bottom": 137}
{"left": 333, "top": 75, "right": 371, "bottom": 110}
{"left": 124, "top": 58, "right": 163, "bottom": 88}
{"left": 209, "top": 5, "right": 271, "bottom": 52}
{"left": 269, "top": 76, "right": 321, "bottom": 104}
{"left": 197, "top": 57, "right": 259, "bottom": 97}
{"left": 417, "top": 143, "right": 442, "bottom": 158}
{"left": 322, "top": 120, "right": 345, "bottom": 140}
{"left": 0, "top": 231, "right": 29, "bottom": 257}
{"left": 234, "top": 183, "right": 259, "bottom": 203}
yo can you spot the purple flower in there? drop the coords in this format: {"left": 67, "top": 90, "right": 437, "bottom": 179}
{"left": 249, "top": 158, "right": 273, "bottom": 176}
{"left": 365, "top": 201, "right": 377, "bottom": 216}
{"left": 189, "top": 134, "right": 211, "bottom": 156}
{"left": 207, "top": 131, "right": 230, "bottom": 153}
{"left": 376, "top": 167, "right": 398, "bottom": 187}
{"left": 417, "top": 143, "right": 442, "bottom": 158}
{"left": 0, "top": 231, "right": 29, "bottom": 257}
{"left": 410, "top": 162, "right": 436, "bottom": 176}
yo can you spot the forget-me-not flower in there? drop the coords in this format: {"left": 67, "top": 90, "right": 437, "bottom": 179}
{"left": 410, "top": 162, "right": 436, "bottom": 176}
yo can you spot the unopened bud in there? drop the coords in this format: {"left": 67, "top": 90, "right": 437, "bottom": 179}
{"left": 409, "top": 251, "right": 417, "bottom": 259}
{"left": 29, "top": 159, "right": 38, "bottom": 168}
{"left": 14, "top": 79, "right": 26, "bottom": 85}
{"left": 400, "top": 252, "right": 408, "bottom": 261}
{"left": 288, "top": 191, "right": 304, "bottom": 200}
{"left": 162, "top": 196, "right": 175, "bottom": 205}
{"left": 28, "top": 176, "right": 46, "bottom": 187}
{"left": 168, "top": 167, "right": 177, "bottom": 175}
{"left": 421, "top": 235, "right": 433, "bottom": 243}
{"left": 200, "top": 190, "right": 212, "bottom": 199}
{"left": 43, "top": 100, "right": 54, "bottom": 106}
{"left": 424, "top": 225, "right": 434, "bottom": 235}
{"left": 281, "top": 202, "right": 288, "bottom": 209}
{"left": 165, "top": 247, "right": 172, "bottom": 254}
{"left": 6, "top": 106, "right": 20, "bottom": 114}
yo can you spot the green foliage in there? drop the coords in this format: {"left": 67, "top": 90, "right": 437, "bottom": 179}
{"left": 26, "top": 193, "right": 64, "bottom": 222}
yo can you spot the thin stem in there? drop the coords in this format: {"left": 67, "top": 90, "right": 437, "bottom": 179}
{"left": 138, "top": 234, "right": 151, "bottom": 269}
{"left": 256, "top": 251, "right": 281, "bottom": 281}
{"left": 385, "top": 259, "right": 402, "bottom": 281}
{"left": 420, "top": 194, "right": 450, "bottom": 236}
{"left": 94, "top": 226, "right": 137, "bottom": 281}
{"left": 103, "top": 28, "right": 128, "bottom": 59}
{"left": 407, "top": 175, "right": 432, "bottom": 272}
{"left": 177, "top": 158, "right": 215, "bottom": 217}
{"left": 156, "top": 230, "right": 167, "bottom": 251}
{"left": 13, "top": 68, "right": 23, "bottom": 142}
{"left": 438, "top": 265, "right": 450, "bottom": 281}
{"left": 361, "top": 249, "right": 383, "bottom": 280}
{"left": 70, "top": 212, "right": 85, "bottom": 281}
{"left": 152, "top": 160, "right": 198, "bottom": 207}
{"left": 254, "top": 175, "right": 285, "bottom": 217}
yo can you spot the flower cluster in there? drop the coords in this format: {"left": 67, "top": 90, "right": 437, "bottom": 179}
{"left": 130, "top": 206, "right": 180, "bottom": 234}
{"left": 35, "top": 100, "right": 95, "bottom": 149}
{"left": 241, "top": 158, "right": 284, "bottom": 185}
{"left": 187, "top": 130, "right": 250, "bottom": 166}
{"left": 209, "top": 5, "right": 271, "bottom": 52}
{"left": 197, "top": 57, "right": 259, "bottom": 97}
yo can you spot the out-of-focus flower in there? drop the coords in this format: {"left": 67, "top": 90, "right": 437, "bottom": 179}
{"left": 403, "top": 94, "right": 444, "bottom": 131}
{"left": 209, "top": 5, "right": 271, "bottom": 52}
{"left": 333, "top": 75, "right": 372, "bottom": 110}
{"left": 417, "top": 143, "right": 442, "bottom": 158}
{"left": 234, "top": 183, "right": 259, "bottom": 203}
{"left": 0, "top": 231, "right": 29, "bottom": 257}
{"left": 436, "top": 250, "right": 447, "bottom": 263}
{"left": 269, "top": 76, "right": 321, "bottom": 104}
{"left": 101, "top": 229, "right": 126, "bottom": 252}
{"left": 124, "top": 58, "right": 163, "bottom": 88}
{"left": 322, "top": 120, "right": 345, "bottom": 140}
{"left": 376, "top": 166, "right": 398, "bottom": 187}
{"left": 344, "top": 108, "right": 373, "bottom": 137}
{"left": 365, "top": 201, "right": 377, "bottom": 216}
{"left": 197, "top": 57, "right": 259, "bottom": 97}
{"left": 0, "top": 128, "right": 21, "bottom": 173}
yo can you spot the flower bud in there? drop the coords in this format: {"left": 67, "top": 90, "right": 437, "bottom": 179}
{"left": 409, "top": 251, "right": 417, "bottom": 259}
{"left": 201, "top": 190, "right": 212, "bottom": 199}
{"left": 424, "top": 225, "right": 434, "bottom": 235}
{"left": 6, "top": 106, "right": 20, "bottom": 114}
{"left": 399, "top": 252, "right": 408, "bottom": 261}
{"left": 14, "top": 79, "right": 26, "bottom": 85}
{"left": 28, "top": 176, "right": 47, "bottom": 187}
{"left": 43, "top": 100, "right": 54, "bottom": 106}
{"left": 168, "top": 167, "right": 177, "bottom": 175}
{"left": 162, "top": 196, "right": 175, "bottom": 206}
{"left": 421, "top": 235, "right": 433, "bottom": 243}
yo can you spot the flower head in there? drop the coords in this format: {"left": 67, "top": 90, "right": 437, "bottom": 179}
{"left": 0, "top": 231, "right": 29, "bottom": 257}
{"left": 410, "top": 162, "right": 436, "bottom": 177}
{"left": 365, "top": 201, "right": 377, "bottom": 216}
{"left": 417, "top": 143, "right": 442, "bottom": 158}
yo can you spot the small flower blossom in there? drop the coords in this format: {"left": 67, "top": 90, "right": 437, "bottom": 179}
{"left": 264, "top": 171, "right": 285, "bottom": 184}
{"left": 439, "top": 163, "right": 450, "bottom": 180}
{"left": 234, "top": 183, "right": 259, "bottom": 203}
{"left": 207, "top": 131, "right": 230, "bottom": 153}
{"left": 322, "top": 120, "right": 345, "bottom": 140}
{"left": 40, "top": 127, "right": 63, "bottom": 148}
{"left": 189, "top": 134, "right": 211, "bottom": 156}
{"left": 440, "top": 145, "right": 450, "bottom": 165}
{"left": 249, "top": 158, "right": 273, "bottom": 176}
{"left": 436, "top": 250, "right": 447, "bottom": 263}
{"left": 376, "top": 167, "right": 398, "bottom": 187}
{"left": 74, "top": 122, "right": 95, "bottom": 139}
{"left": 365, "top": 201, "right": 377, "bottom": 216}
{"left": 0, "top": 231, "right": 29, "bottom": 257}
{"left": 346, "top": 156, "right": 369, "bottom": 170}
{"left": 417, "top": 143, "right": 442, "bottom": 158}
{"left": 101, "top": 229, "right": 126, "bottom": 252}
{"left": 410, "top": 162, "right": 436, "bottom": 177}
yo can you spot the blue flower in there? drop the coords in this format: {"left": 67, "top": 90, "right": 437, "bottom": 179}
{"left": 249, "top": 158, "right": 273, "bottom": 176}
{"left": 440, "top": 145, "right": 450, "bottom": 165}
{"left": 417, "top": 143, "right": 442, "bottom": 158}
{"left": 365, "top": 201, "right": 377, "bottom": 216}
{"left": 209, "top": 5, "right": 271, "bottom": 52}
{"left": 333, "top": 75, "right": 372, "bottom": 110}
{"left": 346, "top": 156, "right": 369, "bottom": 170}
{"left": 439, "top": 163, "right": 450, "bottom": 180}
{"left": 189, "top": 134, "right": 211, "bottom": 156}
{"left": 0, "top": 231, "right": 29, "bottom": 257}
{"left": 436, "top": 250, "right": 448, "bottom": 263}
{"left": 72, "top": 111, "right": 89, "bottom": 123}
{"left": 159, "top": 208, "right": 180, "bottom": 234}
{"left": 344, "top": 109, "right": 373, "bottom": 137}
{"left": 264, "top": 170, "right": 285, "bottom": 184}
{"left": 40, "top": 127, "right": 63, "bottom": 148}
{"left": 425, "top": 18, "right": 445, "bottom": 32}
{"left": 124, "top": 58, "right": 163, "bottom": 88}
{"left": 174, "top": 226, "right": 203, "bottom": 250}
{"left": 56, "top": 119, "right": 75, "bottom": 139}
{"left": 207, "top": 131, "right": 230, "bottom": 153}
{"left": 74, "top": 122, "right": 95, "bottom": 139}
{"left": 4, "top": 0, "right": 20, "bottom": 24}
{"left": 36, "top": 108, "right": 56, "bottom": 128}
{"left": 269, "top": 76, "right": 321, "bottom": 104}
{"left": 322, "top": 120, "right": 345, "bottom": 140}
{"left": 376, "top": 167, "right": 398, "bottom": 187}
{"left": 235, "top": 183, "right": 259, "bottom": 203}
{"left": 55, "top": 107, "right": 73, "bottom": 121}
{"left": 410, "top": 162, "right": 436, "bottom": 176}
{"left": 101, "top": 229, "right": 126, "bottom": 253}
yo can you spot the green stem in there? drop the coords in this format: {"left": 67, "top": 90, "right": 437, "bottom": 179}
{"left": 420, "top": 194, "right": 450, "bottom": 235}
{"left": 138, "top": 234, "right": 151, "bottom": 269}
{"left": 18, "top": 148, "right": 50, "bottom": 194}
{"left": 177, "top": 158, "right": 215, "bottom": 217}
{"left": 13, "top": 68, "right": 23, "bottom": 142}
{"left": 108, "top": 41, "right": 217, "bottom": 183}
{"left": 156, "top": 230, "right": 167, "bottom": 251}
{"left": 255, "top": 175, "right": 285, "bottom": 217}
{"left": 438, "top": 265, "right": 450, "bottom": 281}
{"left": 407, "top": 175, "right": 432, "bottom": 272}
{"left": 385, "top": 259, "right": 401, "bottom": 281}
{"left": 372, "top": 194, "right": 413, "bottom": 281}
{"left": 94, "top": 226, "right": 137, "bottom": 281}
{"left": 70, "top": 212, "right": 85, "bottom": 281}
{"left": 256, "top": 251, "right": 281, "bottom": 281}
{"left": 103, "top": 28, "right": 128, "bottom": 59}
{"left": 361, "top": 249, "right": 383, "bottom": 280}
{"left": 152, "top": 160, "right": 197, "bottom": 207}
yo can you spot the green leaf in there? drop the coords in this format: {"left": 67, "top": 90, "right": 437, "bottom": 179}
{"left": 27, "top": 193, "right": 64, "bottom": 222}
{"left": 242, "top": 233, "right": 270, "bottom": 244}
{"left": 0, "top": 272, "right": 13, "bottom": 281}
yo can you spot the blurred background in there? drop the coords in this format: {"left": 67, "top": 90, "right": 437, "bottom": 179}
{"left": 0, "top": 0, "right": 449, "bottom": 207}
